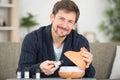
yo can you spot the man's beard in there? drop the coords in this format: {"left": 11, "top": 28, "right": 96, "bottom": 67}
{"left": 53, "top": 25, "right": 69, "bottom": 38}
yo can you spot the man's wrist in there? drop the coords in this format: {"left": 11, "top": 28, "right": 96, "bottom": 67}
{"left": 39, "top": 63, "right": 43, "bottom": 73}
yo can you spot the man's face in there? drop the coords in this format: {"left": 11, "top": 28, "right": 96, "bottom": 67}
{"left": 50, "top": 9, "right": 76, "bottom": 38}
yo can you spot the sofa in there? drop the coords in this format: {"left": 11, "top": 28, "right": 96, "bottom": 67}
{"left": 0, "top": 42, "right": 120, "bottom": 80}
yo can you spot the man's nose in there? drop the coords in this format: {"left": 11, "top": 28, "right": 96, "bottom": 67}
{"left": 62, "top": 21, "right": 68, "bottom": 28}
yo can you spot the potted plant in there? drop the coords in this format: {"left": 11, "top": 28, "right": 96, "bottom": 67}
{"left": 20, "top": 12, "right": 39, "bottom": 32}
{"left": 99, "top": 0, "right": 120, "bottom": 42}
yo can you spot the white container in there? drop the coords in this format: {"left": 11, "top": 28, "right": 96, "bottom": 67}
{"left": 59, "top": 66, "right": 83, "bottom": 72}
{"left": 17, "top": 71, "right": 21, "bottom": 79}
{"left": 24, "top": 71, "right": 29, "bottom": 78}
{"left": 58, "top": 66, "right": 85, "bottom": 79}
{"left": 36, "top": 72, "right": 40, "bottom": 79}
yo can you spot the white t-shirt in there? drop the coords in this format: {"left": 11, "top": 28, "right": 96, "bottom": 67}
{"left": 53, "top": 44, "right": 64, "bottom": 61}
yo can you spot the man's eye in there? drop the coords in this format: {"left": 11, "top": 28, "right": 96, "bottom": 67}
{"left": 68, "top": 21, "right": 74, "bottom": 24}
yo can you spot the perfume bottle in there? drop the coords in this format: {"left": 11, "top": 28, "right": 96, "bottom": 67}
{"left": 36, "top": 68, "right": 40, "bottom": 79}
{"left": 54, "top": 60, "right": 64, "bottom": 67}
{"left": 24, "top": 67, "right": 30, "bottom": 78}
{"left": 16, "top": 67, "right": 21, "bottom": 79}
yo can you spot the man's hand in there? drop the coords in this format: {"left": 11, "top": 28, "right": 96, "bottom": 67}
{"left": 81, "top": 50, "right": 93, "bottom": 68}
{"left": 39, "top": 60, "right": 59, "bottom": 76}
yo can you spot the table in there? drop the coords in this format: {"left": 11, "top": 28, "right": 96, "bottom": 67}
{"left": 6, "top": 78, "right": 96, "bottom": 80}
{"left": 6, "top": 78, "right": 120, "bottom": 80}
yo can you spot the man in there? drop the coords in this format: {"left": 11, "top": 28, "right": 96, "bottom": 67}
{"left": 18, "top": 0, "right": 95, "bottom": 78}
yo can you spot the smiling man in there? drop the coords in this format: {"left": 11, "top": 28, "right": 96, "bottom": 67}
{"left": 18, "top": 0, "right": 95, "bottom": 78}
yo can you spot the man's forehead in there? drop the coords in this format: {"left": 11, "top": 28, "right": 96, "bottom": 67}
{"left": 56, "top": 9, "right": 76, "bottom": 21}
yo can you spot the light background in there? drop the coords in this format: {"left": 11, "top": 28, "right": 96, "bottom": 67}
{"left": 0, "top": 0, "right": 110, "bottom": 42}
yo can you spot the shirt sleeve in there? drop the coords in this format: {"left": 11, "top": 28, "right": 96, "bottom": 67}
{"left": 84, "top": 63, "right": 96, "bottom": 77}
{"left": 82, "top": 38, "right": 96, "bottom": 78}
{"left": 77, "top": 35, "right": 96, "bottom": 78}
{"left": 18, "top": 32, "right": 40, "bottom": 78}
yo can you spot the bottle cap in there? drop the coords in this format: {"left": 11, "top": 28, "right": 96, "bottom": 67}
{"left": 17, "top": 67, "right": 21, "bottom": 72}
{"left": 24, "top": 67, "right": 29, "bottom": 71}
{"left": 54, "top": 60, "right": 64, "bottom": 67}
{"left": 36, "top": 68, "right": 40, "bottom": 73}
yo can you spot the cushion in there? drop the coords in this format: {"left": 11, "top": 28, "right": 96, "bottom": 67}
{"left": 110, "top": 45, "right": 120, "bottom": 79}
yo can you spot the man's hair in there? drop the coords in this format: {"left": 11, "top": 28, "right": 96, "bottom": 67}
{"left": 52, "top": 0, "right": 80, "bottom": 23}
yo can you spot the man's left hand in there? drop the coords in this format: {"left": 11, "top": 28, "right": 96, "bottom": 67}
{"left": 81, "top": 51, "right": 93, "bottom": 68}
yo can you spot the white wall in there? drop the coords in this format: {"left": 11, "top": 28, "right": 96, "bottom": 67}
{"left": 18, "top": 0, "right": 110, "bottom": 42}
{"left": 0, "top": 0, "right": 110, "bottom": 42}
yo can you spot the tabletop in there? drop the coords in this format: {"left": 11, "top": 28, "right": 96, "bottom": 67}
{"left": 6, "top": 78, "right": 96, "bottom": 80}
{"left": 6, "top": 78, "right": 120, "bottom": 80}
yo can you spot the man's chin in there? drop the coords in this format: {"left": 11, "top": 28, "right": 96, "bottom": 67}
{"left": 59, "top": 34, "right": 67, "bottom": 38}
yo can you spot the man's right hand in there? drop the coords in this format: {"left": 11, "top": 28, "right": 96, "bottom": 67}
{"left": 39, "top": 60, "right": 59, "bottom": 76}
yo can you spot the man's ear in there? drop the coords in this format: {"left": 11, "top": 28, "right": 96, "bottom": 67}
{"left": 50, "top": 14, "right": 54, "bottom": 22}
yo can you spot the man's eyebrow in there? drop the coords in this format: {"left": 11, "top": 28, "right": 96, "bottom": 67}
{"left": 58, "top": 16, "right": 74, "bottom": 22}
